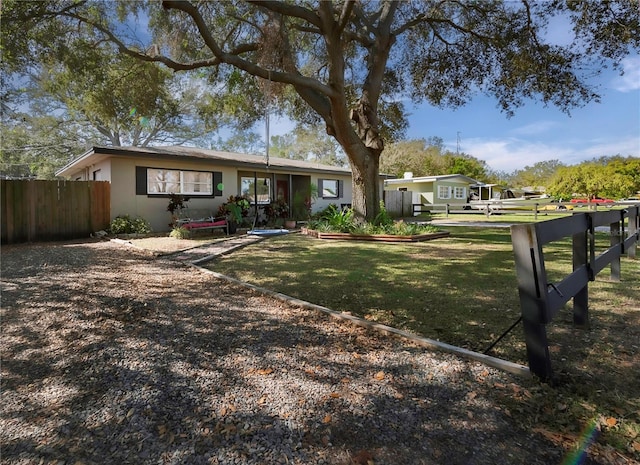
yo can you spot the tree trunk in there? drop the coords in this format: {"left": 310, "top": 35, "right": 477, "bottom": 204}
{"left": 347, "top": 144, "right": 381, "bottom": 223}
{"left": 345, "top": 99, "right": 384, "bottom": 223}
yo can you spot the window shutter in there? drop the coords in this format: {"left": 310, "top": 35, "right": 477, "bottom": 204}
{"left": 136, "top": 166, "right": 147, "bottom": 195}
{"left": 213, "top": 171, "right": 223, "bottom": 197}
{"left": 318, "top": 179, "right": 324, "bottom": 198}
{"left": 338, "top": 180, "right": 344, "bottom": 198}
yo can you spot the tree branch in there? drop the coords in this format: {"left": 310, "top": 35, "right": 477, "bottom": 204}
{"left": 337, "top": 0, "right": 356, "bottom": 33}
{"left": 162, "top": 0, "right": 335, "bottom": 97}
{"left": 245, "top": 0, "right": 322, "bottom": 28}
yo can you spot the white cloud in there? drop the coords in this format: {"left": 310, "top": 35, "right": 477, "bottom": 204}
{"left": 611, "top": 56, "right": 640, "bottom": 92}
{"left": 464, "top": 138, "right": 571, "bottom": 172}
{"left": 509, "top": 120, "right": 559, "bottom": 136}
{"left": 462, "top": 135, "right": 639, "bottom": 173}
{"left": 577, "top": 136, "right": 640, "bottom": 159}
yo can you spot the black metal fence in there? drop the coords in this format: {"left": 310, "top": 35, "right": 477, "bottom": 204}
{"left": 510, "top": 206, "right": 639, "bottom": 381}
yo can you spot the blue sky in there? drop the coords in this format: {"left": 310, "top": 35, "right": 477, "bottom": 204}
{"left": 402, "top": 56, "right": 640, "bottom": 173}
{"left": 267, "top": 55, "right": 639, "bottom": 174}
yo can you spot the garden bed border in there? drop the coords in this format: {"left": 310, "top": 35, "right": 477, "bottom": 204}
{"left": 301, "top": 227, "right": 450, "bottom": 242}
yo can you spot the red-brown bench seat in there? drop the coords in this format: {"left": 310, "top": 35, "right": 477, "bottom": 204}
{"left": 180, "top": 218, "right": 228, "bottom": 234}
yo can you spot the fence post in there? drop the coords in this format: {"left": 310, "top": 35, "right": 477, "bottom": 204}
{"left": 572, "top": 224, "right": 589, "bottom": 328}
{"left": 511, "top": 223, "right": 553, "bottom": 381}
{"left": 445, "top": 203, "right": 450, "bottom": 218}
{"left": 628, "top": 206, "right": 638, "bottom": 259}
{"left": 534, "top": 203, "right": 539, "bottom": 221}
{"left": 609, "top": 211, "right": 623, "bottom": 282}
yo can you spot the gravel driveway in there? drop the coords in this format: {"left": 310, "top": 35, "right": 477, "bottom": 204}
{"left": 0, "top": 239, "right": 615, "bottom": 464}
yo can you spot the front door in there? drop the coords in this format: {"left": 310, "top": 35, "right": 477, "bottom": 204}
{"left": 276, "top": 180, "right": 289, "bottom": 202}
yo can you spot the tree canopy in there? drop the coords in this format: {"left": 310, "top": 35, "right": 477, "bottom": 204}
{"left": 269, "top": 125, "right": 347, "bottom": 167}
{"left": 3, "top": 1, "right": 638, "bottom": 217}
{"left": 546, "top": 156, "right": 639, "bottom": 200}
{"left": 509, "top": 160, "right": 566, "bottom": 190}
{"left": 1, "top": 1, "right": 234, "bottom": 177}
{"left": 380, "top": 138, "right": 489, "bottom": 180}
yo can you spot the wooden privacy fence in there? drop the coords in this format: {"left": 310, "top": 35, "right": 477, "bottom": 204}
{"left": 384, "top": 190, "right": 414, "bottom": 217}
{"left": 1, "top": 180, "right": 110, "bottom": 244}
{"left": 510, "top": 206, "right": 639, "bottom": 382}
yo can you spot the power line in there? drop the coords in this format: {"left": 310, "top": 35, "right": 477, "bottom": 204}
{"left": 1, "top": 144, "right": 76, "bottom": 151}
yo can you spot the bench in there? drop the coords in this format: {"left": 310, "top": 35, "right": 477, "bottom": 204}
{"left": 176, "top": 209, "right": 228, "bottom": 235}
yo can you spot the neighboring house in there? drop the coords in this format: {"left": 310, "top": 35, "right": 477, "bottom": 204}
{"left": 56, "top": 145, "right": 364, "bottom": 231}
{"left": 384, "top": 173, "right": 481, "bottom": 212}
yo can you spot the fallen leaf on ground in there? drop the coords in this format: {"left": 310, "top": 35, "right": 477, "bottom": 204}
{"left": 604, "top": 417, "right": 617, "bottom": 427}
{"left": 257, "top": 368, "right": 274, "bottom": 375}
{"left": 322, "top": 414, "right": 332, "bottom": 424}
{"left": 352, "top": 449, "right": 374, "bottom": 464}
{"left": 374, "top": 371, "right": 385, "bottom": 380}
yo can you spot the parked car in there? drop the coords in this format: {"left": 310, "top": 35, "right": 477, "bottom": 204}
{"left": 570, "top": 197, "right": 615, "bottom": 205}
{"left": 618, "top": 197, "right": 640, "bottom": 205}
{"left": 539, "top": 200, "right": 574, "bottom": 211}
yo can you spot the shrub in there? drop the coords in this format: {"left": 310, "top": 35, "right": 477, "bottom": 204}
{"left": 109, "top": 215, "right": 152, "bottom": 235}
{"left": 264, "top": 198, "right": 289, "bottom": 224}
{"left": 372, "top": 201, "right": 394, "bottom": 228}
{"left": 321, "top": 204, "right": 356, "bottom": 233}
{"left": 307, "top": 213, "right": 440, "bottom": 236}
{"left": 217, "top": 195, "right": 251, "bottom": 224}
{"left": 167, "top": 193, "right": 190, "bottom": 215}
{"left": 169, "top": 226, "right": 191, "bottom": 239}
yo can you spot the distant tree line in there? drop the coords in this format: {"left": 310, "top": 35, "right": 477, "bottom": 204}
{"left": 379, "top": 139, "right": 639, "bottom": 200}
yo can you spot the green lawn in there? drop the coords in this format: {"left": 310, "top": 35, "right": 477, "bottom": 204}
{"left": 208, "top": 227, "right": 637, "bottom": 363}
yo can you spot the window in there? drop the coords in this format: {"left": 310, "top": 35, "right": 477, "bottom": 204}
{"left": 454, "top": 186, "right": 466, "bottom": 199}
{"left": 136, "top": 167, "right": 221, "bottom": 197}
{"left": 319, "top": 179, "right": 341, "bottom": 199}
{"left": 182, "top": 171, "right": 212, "bottom": 194}
{"left": 147, "top": 168, "right": 212, "bottom": 195}
{"left": 438, "top": 185, "right": 451, "bottom": 199}
{"left": 241, "top": 176, "right": 271, "bottom": 204}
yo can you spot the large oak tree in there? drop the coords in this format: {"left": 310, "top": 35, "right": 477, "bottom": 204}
{"left": 7, "top": 0, "right": 639, "bottom": 220}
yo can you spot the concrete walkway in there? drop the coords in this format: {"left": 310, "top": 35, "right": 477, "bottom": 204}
{"left": 167, "top": 233, "right": 266, "bottom": 265}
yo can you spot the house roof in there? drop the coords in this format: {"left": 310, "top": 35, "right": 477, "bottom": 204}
{"left": 384, "top": 174, "right": 481, "bottom": 185}
{"left": 56, "top": 145, "right": 353, "bottom": 177}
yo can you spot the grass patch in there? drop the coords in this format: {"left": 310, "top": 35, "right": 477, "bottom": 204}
{"left": 206, "top": 226, "right": 640, "bottom": 459}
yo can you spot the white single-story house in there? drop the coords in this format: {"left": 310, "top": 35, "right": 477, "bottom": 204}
{"left": 384, "top": 173, "right": 481, "bottom": 212}
{"left": 56, "top": 145, "right": 373, "bottom": 231}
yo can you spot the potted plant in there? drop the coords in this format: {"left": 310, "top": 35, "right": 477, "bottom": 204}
{"left": 284, "top": 218, "right": 297, "bottom": 229}
{"left": 264, "top": 198, "right": 289, "bottom": 227}
{"left": 217, "top": 195, "right": 250, "bottom": 233}
{"left": 167, "top": 193, "right": 190, "bottom": 228}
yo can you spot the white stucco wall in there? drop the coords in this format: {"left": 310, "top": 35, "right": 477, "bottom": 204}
{"left": 68, "top": 159, "right": 112, "bottom": 181}
{"left": 110, "top": 157, "right": 238, "bottom": 232}
{"left": 311, "top": 173, "right": 354, "bottom": 212}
